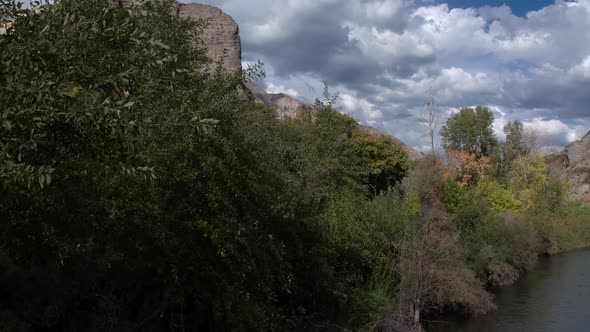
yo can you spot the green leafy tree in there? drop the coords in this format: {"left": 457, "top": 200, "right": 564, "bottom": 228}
{"left": 351, "top": 129, "right": 408, "bottom": 196}
{"left": 441, "top": 106, "right": 497, "bottom": 158}
{"left": 0, "top": 0, "right": 315, "bottom": 329}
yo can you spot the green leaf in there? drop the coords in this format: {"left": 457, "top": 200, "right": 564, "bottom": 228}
{"left": 153, "top": 40, "right": 170, "bottom": 50}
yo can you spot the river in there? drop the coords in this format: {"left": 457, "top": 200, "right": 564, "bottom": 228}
{"left": 426, "top": 248, "right": 590, "bottom": 332}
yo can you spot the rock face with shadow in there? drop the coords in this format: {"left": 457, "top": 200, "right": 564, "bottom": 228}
{"left": 564, "top": 131, "right": 590, "bottom": 203}
{"left": 177, "top": 2, "right": 242, "bottom": 75}
{"left": 245, "top": 82, "right": 314, "bottom": 119}
{"left": 112, "top": 0, "right": 241, "bottom": 75}
{"left": 547, "top": 131, "right": 590, "bottom": 204}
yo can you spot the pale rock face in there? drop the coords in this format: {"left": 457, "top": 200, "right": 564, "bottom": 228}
{"left": 549, "top": 131, "right": 590, "bottom": 203}
{"left": 566, "top": 131, "right": 590, "bottom": 167}
{"left": 246, "top": 82, "right": 313, "bottom": 119}
{"left": 564, "top": 131, "right": 590, "bottom": 203}
{"left": 178, "top": 3, "right": 242, "bottom": 75}
{"left": 112, "top": 1, "right": 242, "bottom": 75}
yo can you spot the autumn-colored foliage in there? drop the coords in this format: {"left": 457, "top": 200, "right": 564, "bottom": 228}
{"left": 446, "top": 150, "right": 492, "bottom": 187}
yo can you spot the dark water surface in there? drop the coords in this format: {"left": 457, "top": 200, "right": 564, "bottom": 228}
{"left": 426, "top": 248, "right": 590, "bottom": 332}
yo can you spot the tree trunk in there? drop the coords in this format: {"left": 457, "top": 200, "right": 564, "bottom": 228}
{"left": 413, "top": 299, "right": 421, "bottom": 325}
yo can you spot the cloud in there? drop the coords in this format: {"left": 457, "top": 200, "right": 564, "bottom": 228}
{"left": 344, "top": 23, "right": 434, "bottom": 65}
{"left": 340, "top": 93, "right": 384, "bottom": 125}
{"left": 265, "top": 83, "right": 300, "bottom": 97}
{"left": 570, "top": 56, "right": 590, "bottom": 79}
{"left": 524, "top": 118, "right": 586, "bottom": 147}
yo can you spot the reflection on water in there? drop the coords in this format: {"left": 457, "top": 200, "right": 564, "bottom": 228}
{"left": 426, "top": 248, "right": 590, "bottom": 332}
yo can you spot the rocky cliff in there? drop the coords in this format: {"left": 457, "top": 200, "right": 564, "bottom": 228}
{"left": 546, "top": 131, "right": 590, "bottom": 204}
{"left": 177, "top": 3, "right": 242, "bottom": 74}
{"left": 113, "top": 0, "right": 241, "bottom": 74}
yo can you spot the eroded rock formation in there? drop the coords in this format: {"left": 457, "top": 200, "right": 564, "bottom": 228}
{"left": 547, "top": 131, "right": 590, "bottom": 204}
{"left": 564, "top": 132, "right": 590, "bottom": 203}
{"left": 113, "top": 0, "right": 241, "bottom": 75}
{"left": 246, "top": 82, "right": 313, "bottom": 119}
{"left": 177, "top": 3, "right": 242, "bottom": 75}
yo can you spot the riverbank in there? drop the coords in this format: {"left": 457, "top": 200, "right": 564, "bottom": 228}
{"left": 425, "top": 247, "right": 590, "bottom": 331}
{"left": 420, "top": 204, "right": 590, "bottom": 331}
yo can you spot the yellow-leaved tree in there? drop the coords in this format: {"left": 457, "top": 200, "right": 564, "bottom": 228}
{"left": 508, "top": 153, "right": 548, "bottom": 209}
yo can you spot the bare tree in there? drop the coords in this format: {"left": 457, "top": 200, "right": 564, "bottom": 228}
{"left": 422, "top": 91, "right": 439, "bottom": 157}
{"left": 523, "top": 126, "right": 538, "bottom": 154}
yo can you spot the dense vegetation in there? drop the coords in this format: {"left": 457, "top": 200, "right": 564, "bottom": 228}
{"left": 1, "top": 1, "right": 589, "bottom": 331}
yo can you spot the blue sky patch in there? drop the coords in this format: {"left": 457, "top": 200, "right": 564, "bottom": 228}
{"left": 443, "top": 0, "right": 558, "bottom": 16}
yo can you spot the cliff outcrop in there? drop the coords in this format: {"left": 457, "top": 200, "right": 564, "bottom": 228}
{"left": 177, "top": 3, "right": 242, "bottom": 75}
{"left": 113, "top": 0, "right": 241, "bottom": 75}
{"left": 547, "top": 131, "right": 590, "bottom": 204}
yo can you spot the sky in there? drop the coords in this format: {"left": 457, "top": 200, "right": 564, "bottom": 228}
{"left": 183, "top": 0, "right": 590, "bottom": 153}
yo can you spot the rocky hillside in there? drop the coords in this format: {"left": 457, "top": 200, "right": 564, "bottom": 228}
{"left": 246, "top": 82, "right": 313, "bottom": 119}
{"left": 546, "top": 131, "right": 590, "bottom": 204}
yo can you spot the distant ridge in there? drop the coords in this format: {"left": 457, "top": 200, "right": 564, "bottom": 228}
{"left": 246, "top": 82, "right": 313, "bottom": 119}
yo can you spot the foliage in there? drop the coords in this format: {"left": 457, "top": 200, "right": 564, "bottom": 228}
{"left": 440, "top": 106, "right": 497, "bottom": 158}
{"left": 476, "top": 180, "right": 522, "bottom": 213}
{"left": 351, "top": 129, "right": 409, "bottom": 196}
{"left": 509, "top": 153, "right": 548, "bottom": 192}
{"left": 504, "top": 120, "right": 535, "bottom": 160}
{"left": 0, "top": 0, "right": 306, "bottom": 329}
{"left": 446, "top": 150, "right": 492, "bottom": 187}
{"left": 508, "top": 153, "right": 548, "bottom": 210}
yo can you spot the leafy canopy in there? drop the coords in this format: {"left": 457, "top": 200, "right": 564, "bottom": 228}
{"left": 441, "top": 106, "right": 497, "bottom": 158}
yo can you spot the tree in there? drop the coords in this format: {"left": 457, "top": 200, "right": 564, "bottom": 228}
{"left": 422, "top": 91, "right": 439, "bottom": 157}
{"left": 446, "top": 150, "right": 492, "bottom": 187}
{"left": 0, "top": 0, "right": 312, "bottom": 329}
{"left": 383, "top": 160, "right": 494, "bottom": 331}
{"left": 441, "top": 106, "right": 497, "bottom": 158}
{"left": 351, "top": 129, "right": 409, "bottom": 196}
{"left": 508, "top": 153, "right": 548, "bottom": 209}
{"left": 504, "top": 120, "right": 536, "bottom": 160}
